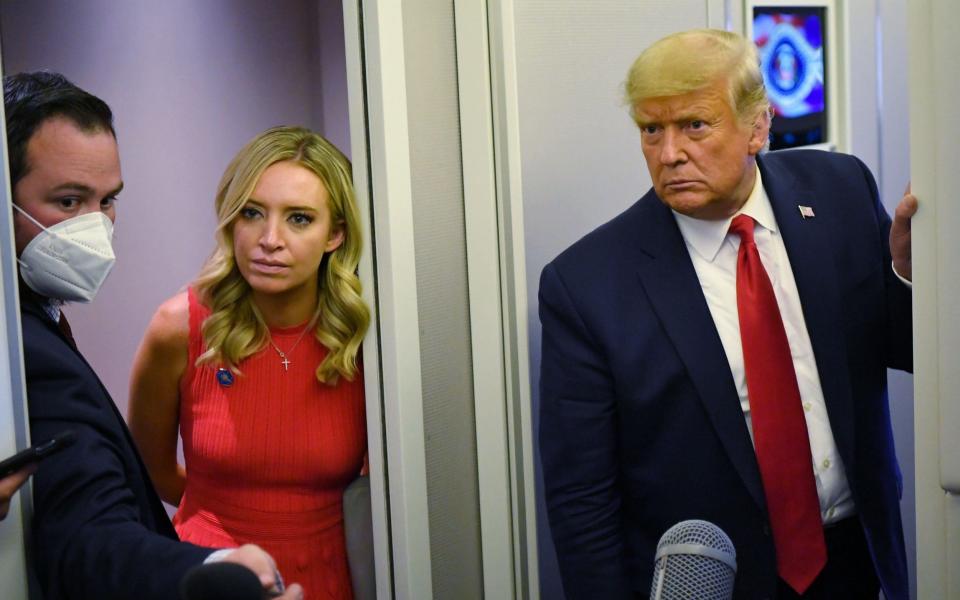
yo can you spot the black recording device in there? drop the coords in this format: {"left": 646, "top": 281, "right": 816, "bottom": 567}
{"left": 0, "top": 430, "right": 77, "bottom": 477}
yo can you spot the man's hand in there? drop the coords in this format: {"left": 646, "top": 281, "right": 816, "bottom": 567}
{"left": 890, "top": 184, "right": 918, "bottom": 282}
{"left": 0, "top": 465, "right": 36, "bottom": 520}
{"left": 270, "top": 583, "right": 304, "bottom": 600}
{"left": 221, "top": 544, "right": 303, "bottom": 599}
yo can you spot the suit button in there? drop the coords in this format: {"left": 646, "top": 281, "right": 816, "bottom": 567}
{"left": 762, "top": 523, "right": 770, "bottom": 536}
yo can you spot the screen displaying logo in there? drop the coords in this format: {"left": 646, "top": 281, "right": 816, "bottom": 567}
{"left": 752, "top": 7, "right": 828, "bottom": 149}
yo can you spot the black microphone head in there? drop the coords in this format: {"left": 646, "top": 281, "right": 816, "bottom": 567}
{"left": 649, "top": 519, "right": 737, "bottom": 600}
{"left": 180, "top": 561, "right": 264, "bottom": 600}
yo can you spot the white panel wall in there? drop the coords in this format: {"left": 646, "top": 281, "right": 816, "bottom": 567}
{"left": 0, "top": 43, "right": 29, "bottom": 597}
{"left": 401, "top": 1, "right": 484, "bottom": 597}
{"left": 909, "top": 0, "right": 960, "bottom": 596}
{"left": 0, "top": 151, "right": 28, "bottom": 598}
{"left": 0, "top": 318, "right": 28, "bottom": 600}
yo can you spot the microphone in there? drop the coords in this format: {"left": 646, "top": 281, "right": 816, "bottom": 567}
{"left": 180, "top": 561, "right": 265, "bottom": 600}
{"left": 649, "top": 519, "right": 737, "bottom": 600}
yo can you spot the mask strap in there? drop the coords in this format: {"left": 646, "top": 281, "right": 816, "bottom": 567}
{"left": 12, "top": 203, "right": 48, "bottom": 231}
{"left": 12, "top": 205, "right": 43, "bottom": 270}
{"left": 13, "top": 204, "right": 113, "bottom": 247}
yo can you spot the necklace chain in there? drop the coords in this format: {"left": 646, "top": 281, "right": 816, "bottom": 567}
{"left": 267, "top": 323, "right": 312, "bottom": 372}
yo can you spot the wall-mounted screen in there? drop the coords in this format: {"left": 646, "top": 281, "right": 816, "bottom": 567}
{"left": 752, "top": 6, "right": 828, "bottom": 149}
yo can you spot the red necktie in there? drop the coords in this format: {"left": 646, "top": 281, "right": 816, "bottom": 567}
{"left": 729, "top": 215, "right": 826, "bottom": 594}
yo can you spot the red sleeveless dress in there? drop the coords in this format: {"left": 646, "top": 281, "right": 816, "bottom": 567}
{"left": 174, "top": 288, "right": 366, "bottom": 599}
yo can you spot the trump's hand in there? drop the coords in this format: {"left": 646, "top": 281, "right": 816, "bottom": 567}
{"left": 0, "top": 465, "right": 36, "bottom": 520}
{"left": 890, "top": 184, "right": 917, "bottom": 282}
{"left": 221, "top": 544, "right": 303, "bottom": 599}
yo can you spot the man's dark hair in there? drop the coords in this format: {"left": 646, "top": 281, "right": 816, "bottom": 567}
{"left": 3, "top": 71, "right": 115, "bottom": 189}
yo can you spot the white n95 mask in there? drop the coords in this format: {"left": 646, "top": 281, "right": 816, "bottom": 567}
{"left": 14, "top": 205, "right": 116, "bottom": 303}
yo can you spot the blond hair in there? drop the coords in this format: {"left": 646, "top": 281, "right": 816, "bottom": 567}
{"left": 194, "top": 126, "right": 369, "bottom": 384}
{"left": 624, "top": 28, "right": 770, "bottom": 126}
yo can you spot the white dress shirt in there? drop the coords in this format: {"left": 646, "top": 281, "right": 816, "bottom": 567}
{"left": 672, "top": 165, "right": 855, "bottom": 525}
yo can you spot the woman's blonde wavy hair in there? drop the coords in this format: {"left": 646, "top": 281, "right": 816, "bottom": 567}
{"left": 194, "top": 126, "right": 369, "bottom": 384}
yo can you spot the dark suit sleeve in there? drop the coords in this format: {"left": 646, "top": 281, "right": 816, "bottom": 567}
{"left": 24, "top": 317, "right": 211, "bottom": 600}
{"left": 539, "top": 262, "right": 630, "bottom": 599}
{"left": 853, "top": 155, "right": 913, "bottom": 372}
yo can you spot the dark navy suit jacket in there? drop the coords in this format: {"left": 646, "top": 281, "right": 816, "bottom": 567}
{"left": 539, "top": 150, "right": 912, "bottom": 599}
{"left": 20, "top": 292, "right": 211, "bottom": 599}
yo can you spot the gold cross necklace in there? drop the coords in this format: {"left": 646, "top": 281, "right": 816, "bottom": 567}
{"left": 267, "top": 323, "right": 313, "bottom": 371}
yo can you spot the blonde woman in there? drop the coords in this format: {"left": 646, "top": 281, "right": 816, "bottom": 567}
{"left": 129, "top": 126, "right": 369, "bottom": 599}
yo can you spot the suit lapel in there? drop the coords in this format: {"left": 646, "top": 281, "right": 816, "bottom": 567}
{"left": 631, "top": 194, "right": 768, "bottom": 512}
{"left": 758, "top": 154, "right": 857, "bottom": 479}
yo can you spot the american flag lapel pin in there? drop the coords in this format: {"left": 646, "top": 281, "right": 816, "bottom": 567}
{"left": 798, "top": 205, "right": 815, "bottom": 219}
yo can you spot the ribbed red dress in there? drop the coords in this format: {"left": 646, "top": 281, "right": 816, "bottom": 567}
{"left": 173, "top": 288, "right": 366, "bottom": 599}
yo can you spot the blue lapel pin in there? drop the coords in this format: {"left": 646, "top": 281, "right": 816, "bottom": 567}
{"left": 216, "top": 368, "right": 234, "bottom": 387}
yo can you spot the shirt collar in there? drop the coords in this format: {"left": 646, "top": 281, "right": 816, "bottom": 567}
{"left": 18, "top": 278, "right": 63, "bottom": 324}
{"left": 43, "top": 300, "right": 62, "bottom": 324}
{"left": 672, "top": 164, "right": 778, "bottom": 262}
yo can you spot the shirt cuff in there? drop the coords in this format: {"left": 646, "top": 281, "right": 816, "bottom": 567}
{"left": 201, "top": 547, "right": 287, "bottom": 594}
{"left": 892, "top": 261, "right": 912, "bottom": 289}
{"left": 203, "top": 548, "right": 234, "bottom": 564}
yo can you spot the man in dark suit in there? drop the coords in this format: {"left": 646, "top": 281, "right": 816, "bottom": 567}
{"left": 539, "top": 29, "right": 916, "bottom": 599}
{"left": 5, "top": 71, "right": 302, "bottom": 599}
